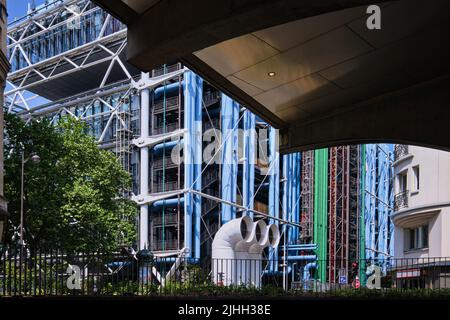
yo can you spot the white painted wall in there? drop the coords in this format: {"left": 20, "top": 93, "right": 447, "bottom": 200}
{"left": 392, "top": 146, "right": 450, "bottom": 258}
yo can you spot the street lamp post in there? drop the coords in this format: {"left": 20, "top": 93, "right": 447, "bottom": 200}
{"left": 19, "top": 150, "right": 40, "bottom": 252}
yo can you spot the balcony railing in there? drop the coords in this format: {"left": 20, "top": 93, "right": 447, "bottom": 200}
{"left": 153, "top": 96, "right": 180, "bottom": 114}
{"left": 153, "top": 156, "right": 180, "bottom": 170}
{"left": 152, "top": 63, "right": 181, "bottom": 77}
{"left": 394, "top": 190, "right": 409, "bottom": 211}
{"left": 152, "top": 239, "right": 178, "bottom": 251}
{"left": 203, "top": 91, "right": 220, "bottom": 106}
{"left": 394, "top": 145, "right": 409, "bottom": 160}
{"left": 152, "top": 181, "right": 180, "bottom": 193}
{"left": 152, "top": 213, "right": 179, "bottom": 225}
{"left": 153, "top": 122, "right": 180, "bottom": 135}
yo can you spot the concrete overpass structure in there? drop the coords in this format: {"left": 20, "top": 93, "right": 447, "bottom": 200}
{"left": 93, "top": 0, "right": 450, "bottom": 153}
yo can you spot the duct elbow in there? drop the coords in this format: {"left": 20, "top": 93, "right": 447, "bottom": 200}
{"left": 235, "top": 219, "right": 266, "bottom": 255}
{"left": 212, "top": 215, "right": 253, "bottom": 259}
{"left": 248, "top": 223, "right": 280, "bottom": 256}
{"left": 303, "top": 262, "right": 317, "bottom": 282}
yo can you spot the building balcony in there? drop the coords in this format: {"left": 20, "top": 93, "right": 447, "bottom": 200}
{"left": 153, "top": 213, "right": 179, "bottom": 225}
{"left": 152, "top": 156, "right": 180, "bottom": 170}
{"left": 203, "top": 91, "right": 220, "bottom": 107}
{"left": 152, "top": 63, "right": 182, "bottom": 77}
{"left": 152, "top": 181, "right": 180, "bottom": 193}
{"left": 153, "top": 96, "right": 180, "bottom": 114}
{"left": 152, "top": 122, "right": 180, "bottom": 135}
{"left": 394, "top": 190, "right": 409, "bottom": 211}
{"left": 152, "top": 239, "right": 178, "bottom": 251}
{"left": 394, "top": 145, "right": 409, "bottom": 161}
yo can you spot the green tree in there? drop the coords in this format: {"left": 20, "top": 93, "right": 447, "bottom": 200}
{"left": 3, "top": 113, "right": 136, "bottom": 253}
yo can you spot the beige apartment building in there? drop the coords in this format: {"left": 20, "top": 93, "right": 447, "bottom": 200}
{"left": 0, "top": 0, "right": 9, "bottom": 244}
{"left": 392, "top": 144, "right": 450, "bottom": 288}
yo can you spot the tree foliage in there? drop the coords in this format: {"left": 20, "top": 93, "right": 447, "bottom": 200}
{"left": 3, "top": 113, "right": 136, "bottom": 253}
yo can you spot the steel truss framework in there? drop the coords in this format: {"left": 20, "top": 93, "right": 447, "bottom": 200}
{"left": 6, "top": 0, "right": 129, "bottom": 113}
{"left": 364, "top": 144, "right": 394, "bottom": 263}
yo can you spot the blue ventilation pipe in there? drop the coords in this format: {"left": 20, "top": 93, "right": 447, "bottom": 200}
{"left": 154, "top": 81, "right": 184, "bottom": 99}
{"left": 268, "top": 127, "right": 279, "bottom": 271}
{"left": 193, "top": 75, "right": 203, "bottom": 260}
{"left": 303, "top": 262, "right": 317, "bottom": 290}
{"left": 286, "top": 255, "right": 317, "bottom": 261}
{"left": 153, "top": 139, "right": 183, "bottom": 154}
{"left": 242, "top": 110, "right": 255, "bottom": 218}
{"left": 220, "top": 94, "right": 239, "bottom": 224}
{"left": 152, "top": 197, "right": 184, "bottom": 208}
{"left": 184, "top": 71, "right": 203, "bottom": 259}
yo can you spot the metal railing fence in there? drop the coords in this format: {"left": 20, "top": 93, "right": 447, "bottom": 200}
{"left": 1, "top": 246, "right": 450, "bottom": 297}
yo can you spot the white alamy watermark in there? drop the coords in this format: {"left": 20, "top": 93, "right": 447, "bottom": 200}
{"left": 66, "top": 5, "right": 81, "bottom": 30}
{"left": 366, "top": 5, "right": 381, "bottom": 30}
{"left": 166, "top": 126, "right": 278, "bottom": 176}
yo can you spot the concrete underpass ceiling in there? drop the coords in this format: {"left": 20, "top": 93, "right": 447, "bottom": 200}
{"left": 192, "top": 1, "right": 450, "bottom": 127}
{"left": 122, "top": 0, "right": 160, "bottom": 13}
{"left": 93, "top": 0, "right": 450, "bottom": 152}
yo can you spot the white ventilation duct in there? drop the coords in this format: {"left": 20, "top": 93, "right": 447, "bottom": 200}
{"left": 235, "top": 219, "right": 266, "bottom": 286}
{"left": 248, "top": 224, "right": 280, "bottom": 287}
{"left": 212, "top": 216, "right": 253, "bottom": 285}
{"left": 212, "top": 217, "right": 281, "bottom": 287}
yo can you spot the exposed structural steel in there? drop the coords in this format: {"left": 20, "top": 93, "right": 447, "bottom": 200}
{"left": 363, "top": 144, "right": 394, "bottom": 263}
{"left": 5, "top": 0, "right": 396, "bottom": 289}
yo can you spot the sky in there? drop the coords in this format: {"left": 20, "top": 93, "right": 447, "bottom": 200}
{"left": 8, "top": 0, "right": 47, "bottom": 24}
{"left": 6, "top": 0, "right": 51, "bottom": 108}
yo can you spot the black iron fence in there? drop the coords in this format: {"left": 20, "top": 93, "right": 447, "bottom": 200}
{"left": 1, "top": 246, "right": 450, "bottom": 297}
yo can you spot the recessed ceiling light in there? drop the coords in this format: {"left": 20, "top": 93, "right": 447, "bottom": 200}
{"left": 268, "top": 72, "right": 276, "bottom": 77}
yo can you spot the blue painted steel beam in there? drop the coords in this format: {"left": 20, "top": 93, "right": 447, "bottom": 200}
{"left": 364, "top": 144, "right": 377, "bottom": 261}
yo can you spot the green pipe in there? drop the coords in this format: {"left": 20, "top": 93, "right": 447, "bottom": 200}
{"left": 359, "top": 145, "right": 367, "bottom": 286}
{"left": 313, "top": 148, "right": 328, "bottom": 283}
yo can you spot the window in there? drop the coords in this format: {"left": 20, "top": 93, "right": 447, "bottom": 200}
{"left": 404, "top": 224, "right": 429, "bottom": 251}
{"left": 413, "top": 166, "right": 420, "bottom": 191}
{"left": 398, "top": 171, "right": 408, "bottom": 193}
